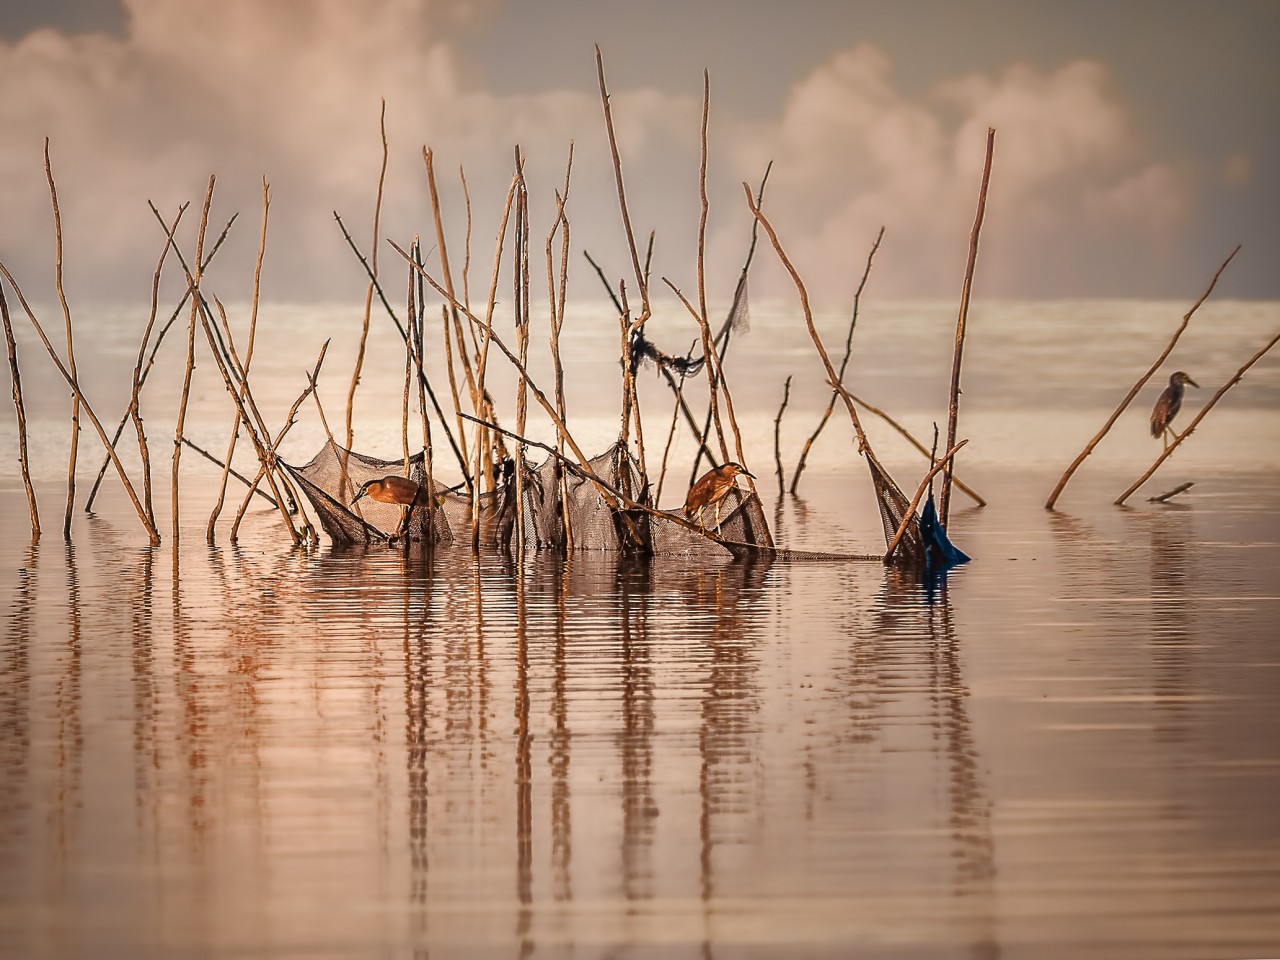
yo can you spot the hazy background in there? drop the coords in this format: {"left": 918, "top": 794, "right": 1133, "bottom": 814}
{"left": 0, "top": 0, "right": 1276, "bottom": 310}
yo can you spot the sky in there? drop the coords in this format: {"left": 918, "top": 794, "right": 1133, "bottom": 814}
{"left": 0, "top": 0, "right": 1276, "bottom": 310}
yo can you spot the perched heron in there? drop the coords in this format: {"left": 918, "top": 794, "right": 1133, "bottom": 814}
{"left": 351, "top": 475, "right": 435, "bottom": 540}
{"left": 682, "top": 462, "right": 754, "bottom": 532}
{"left": 1150, "top": 371, "right": 1199, "bottom": 449}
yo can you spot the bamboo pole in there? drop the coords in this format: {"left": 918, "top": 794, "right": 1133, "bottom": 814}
{"left": 1045, "top": 244, "right": 1241, "bottom": 510}
{"left": 423, "top": 148, "right": 473, "bottom": 469}
{"left": 546, "top": 147, "right": 575, "bottom": 550}
{"left": 1115, "top": 325, "right": 1280, "bottom": 505}
{"left": 172, "top": 176, "right": 215, "bottom": 545}
{"left": 44, "top": 141, "right": 80, "bottom": 538}
{"left": 332, "top": 210, "right": 470, "bottom": 487}
{"left": 0, "top": 281, "right": 39, "bottom": 539}
{"left": 774, "top": 375, "right": 792, "bottom": 497}
{"left": 883, "top": 440, "right": 968, "bottom": 563}
{"left": 584, "top": 249, "right": 718, "bottom": 469}
{"left": 513, "top": 149, "right": 531, "bottom": 554}
{"left": 83, "top": 209, "right": 238, "bottom": 513}
{"left": 594, "top": 45, "right": 648, "bottom": 314}
{"left": 154, "top": 224, "right": 300, "bottom": 544}
{"left": 0, "top": 261, "right": 159, "bottom": 542}
{"left": 688, "top": 164, "right": 772, "bottom": 483}
{"left": 228, "top": 343, "right": 328, "bottom": 542}
{"left": 413, "top": 242, "right": 436, "bottom": 538}
{"left": 208, "top": 179, "right": 270, "bottom": 542}
{"left": 131, "top": 205, "right": 187, "bottom": 529}
{"left": 394, "top": 242, "right": 649, "bottom": 541}
{"left": 939, "top": 127, "right": 995, "bottom": 527}
{"left": 1148, "top": 481, "right": 1194, "bottom": 504}
{"left": 741, "top": 188, "right": 872, "bottom": 450}
{"left": 345, "top": 99, "right": 389, "bottom": 453}
{"left": 468, "top": 173, "right": 520, "bottom": 548}
{"left": 792, "top": 226, "right": 884, "bottom": 494}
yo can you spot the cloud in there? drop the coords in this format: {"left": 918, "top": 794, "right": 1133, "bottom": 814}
{"left": 725, "top": 47, "right": 1193, "bottom": 301}
{"left": 0, "top": 5, "right": 1197, "bottom": 310}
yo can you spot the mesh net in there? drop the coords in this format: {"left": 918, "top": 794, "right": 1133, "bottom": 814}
{"left": 865, "top": 448, "right": 925, "bottom": 565}
{"left": 283, "top": 445, "right": 453, "bottom": 546}
{"left": 285, "top": 439, "right": 777, "bottom": 556}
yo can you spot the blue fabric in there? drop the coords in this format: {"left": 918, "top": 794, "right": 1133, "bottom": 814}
{"left": 919, "top": 492, "right": 970, "bottom": 571}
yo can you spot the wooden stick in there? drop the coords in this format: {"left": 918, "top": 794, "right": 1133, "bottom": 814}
{"left": 0, "top": 260, "right": 159, "bottom": 542}
{"left": 83, "top": 209, "right": 237, "bottom": 513}
{"left": 469, "top": 173, "right": 520, "bottom": 548}
{"left": 688, "top": 165, "right": 771, "bottom": 483}
{"left": 345, "top": 98, "right": 389, "bottom": 453}
{"left": 155, "top": 225, "right": 300, "bottom": 543}
{"left": 208, "top": 179, "right": 270, "bottom": 542}
{"left": 883, "top": 439, "right": 968, "bottom": 563}
{"left": 172, "top": 176, "right": 215, "bottom": 545}
{"left": 0, "top": 281, "right": 39, "bottom": 540}
{"left": 332, "top": 210, "right": 470, "bottom": 487}
{"left": 423, "top": 147, "right": 473, "bottom": 468}
{"left": 595, "top": 45, "right": 648, "bottom": 313}
{"left": 1115, "top": 325, "right": 1280, "bottom": 504}
{"left": 546, "top": 147, "right": 575, "bottom": 550}
{"left": 513, "top": 149, "right": 531, "bottom": 554}
{"left": 792, "top": 226, "right": 883, "bottom": 494}
{"left": 394, "top": 242, "right": 647, "bottom": 539}
{"left": 774, "top": 375, "right": 792, "bottom": 497}
{"left": 741, "top": 186, "right": 871, "bottom": 449}
{"left": 939, "top": 127, "right": 995, "bottom": 526}
{"left": 229, "top": 345, "right": 328, "bottom": 543}
{"left": 1045, "top": 244, "right": 1241, "bottom": 510}
{"left": 45, "top": 140, "right": 80, "bottom": 539}
{"left": 1148, "top": 481, "right": 1194, "bottom": 504}
{"left": 181, "top": 438, "right": 277, "bottom": 506}
{"left": 843, "top": 389, "right": 986, "bottom": 505}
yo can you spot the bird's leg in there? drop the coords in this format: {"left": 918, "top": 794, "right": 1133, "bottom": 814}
{"left": 712, "top": 500, "right": 722, "bottom": 534}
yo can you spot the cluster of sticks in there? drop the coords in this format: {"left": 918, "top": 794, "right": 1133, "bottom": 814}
{"left": 0, "top": 51, "right": 780, "bottom": 553}
{"left": 1, "top": 157, "right": 332, "bottom": 548}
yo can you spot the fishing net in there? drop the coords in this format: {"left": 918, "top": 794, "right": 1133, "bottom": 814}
{"left": 282, "top": 445, "right": 454, "bottom": 546}
{"left": 285, "top": 439, "right": 776, "bottom": 556}
{"left": 865, "top": 448, "right": 926, "bottom": 566}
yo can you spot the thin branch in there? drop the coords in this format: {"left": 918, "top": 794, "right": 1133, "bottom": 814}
{"left": 884, "top": 440, "right": 968, "bottom": 563}
{"left": 45, "top": 139, "right": 80, "bottom": 539}
{"left": 1045, "top": 244, "right": 1241, "bottom": 509}
{"left": 774, "top": 375, "right": 792, "bottom": 497}
{"left": 792, "top": 226, "right": 883, "bottom": 493}
{"left": 1116, "top": 325, "right": 1280, "bottom": 504}
{"left": 939, "top": 127, "right": 995, "bottom": 526}
{"left": 0, "top": 281, "right": 39, "bottom": 540}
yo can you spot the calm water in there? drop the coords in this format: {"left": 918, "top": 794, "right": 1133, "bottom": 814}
{"left": 2, "top": 300, "right": 1279, "bottom": 958}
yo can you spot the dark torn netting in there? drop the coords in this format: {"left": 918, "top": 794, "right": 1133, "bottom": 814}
{"left": 285, "top": 440, "right": 777, "bottom": 556}
{"left": 865, "top": 448, "right": 925, "bottom": 564}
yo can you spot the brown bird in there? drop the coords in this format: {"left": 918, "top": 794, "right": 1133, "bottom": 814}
{"left": 351, "top": 475, "right": 435, "bottom": 540}
{"left": 1150, "top": 371, "right": 1199, "bottom": 450}
{"left": 682, "top": 462, "right": 754, "bottom": 532}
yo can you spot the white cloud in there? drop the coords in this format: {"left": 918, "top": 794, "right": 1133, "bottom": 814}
{"left": 0, "top": 6, "right": 1196, "bottom": 309}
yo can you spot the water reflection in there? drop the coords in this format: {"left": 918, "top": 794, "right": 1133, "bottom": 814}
{"left": 2, "top": 484, "right": 1279, "bottom": 957}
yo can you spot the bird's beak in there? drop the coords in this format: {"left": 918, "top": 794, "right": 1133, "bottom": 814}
{"left": 1187, "top": 376, "right": 1200, "bottom": 388}
{"left": 350, "top": 491, "right": 365, "bottom": 506}
{"left": 743, "top": 469, "right": 756, "bottom": 479}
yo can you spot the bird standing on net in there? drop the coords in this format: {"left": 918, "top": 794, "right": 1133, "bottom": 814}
{"left": 1150, "top": 371, "right": 1199, "bottom": 450}
{"left": 682, "top": 462, "right": 754, "bottom": 534}
{"left": 351, "top": 475, "right": 436, "bottom": 543}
